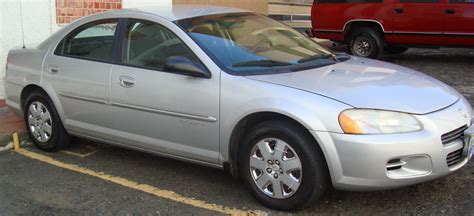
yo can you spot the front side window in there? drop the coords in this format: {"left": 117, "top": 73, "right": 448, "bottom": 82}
{"left": 55, "top": 19, "right": 118, "bottom": 62}
{"left": 177, "top": 13, "right": 337, "bottom": 75}
{"left": 121, "top": 19, "right": 200, "bottom": 71}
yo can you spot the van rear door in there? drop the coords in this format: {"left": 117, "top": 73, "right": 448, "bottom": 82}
{"left": 391, "top": 0, "right": 444, "bottom": 45}
{"left": 442, "top": 0, "right": 474, "bottom": 47}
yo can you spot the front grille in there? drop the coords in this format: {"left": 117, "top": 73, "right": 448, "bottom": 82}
{"left": 441, "top": 125, "right": 468, "bottom": 145}
{"left": 446, "top": 148, "right": 463, "bottom": 167}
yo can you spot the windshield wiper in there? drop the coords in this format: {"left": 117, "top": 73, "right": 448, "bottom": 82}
{"left": 297, "top": 53, "right": 336, "bottom": 63}
{"left": 232, "top": 59, "right": 294, "bottom": 68}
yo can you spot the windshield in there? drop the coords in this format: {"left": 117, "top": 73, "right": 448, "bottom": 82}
{"left": 176, "top": 13, "right": 337, "bottom": 75}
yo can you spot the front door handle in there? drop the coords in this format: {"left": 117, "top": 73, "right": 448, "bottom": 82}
{"left": 48, "top": 65, "right": 60, "bottom": 73}
{"left": 446, "top": 9, "right": 455, "bottom": 14}
{"left": 119, "top": 76, "right": 136, "bottom": 88}
{"left": 394, "top": 8, "right": 404, "bottom": 14}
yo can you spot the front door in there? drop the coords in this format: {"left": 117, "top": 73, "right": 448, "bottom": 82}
{"left": 391, "top": 0, "right": 444, "bottom": 45}
{"left": 443, "top": 0, "right": 474, "bottom": 46}
{"left": 43, "top": 19, "right": 118, "bottom": 138}
{"left": 108, "top": 19, "right": 220, "bottom": 164}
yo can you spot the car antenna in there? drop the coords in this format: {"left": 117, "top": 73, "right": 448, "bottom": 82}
{"left": 19, "top": 0, "right": 26, "bottom": 48}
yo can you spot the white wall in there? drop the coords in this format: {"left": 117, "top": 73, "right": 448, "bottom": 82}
{"left": 0, "top": 0, "right": 56, "bottom": 99}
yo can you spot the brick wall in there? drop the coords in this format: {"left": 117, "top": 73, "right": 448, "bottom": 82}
{"left": 56, "top": 0, "right": 122, "bottom": 24}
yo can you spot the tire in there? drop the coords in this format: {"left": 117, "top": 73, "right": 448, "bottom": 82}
{"left": 240, "top": 120, "right": 329, "bottom": 210}
{"left": 347, "top": 27, "right": 384, "bottom": 59}
{"left": 24, "top": 90, "right": 70, "bottom": 152}
{"left": 386, "top": 45, "right": 409, "bottom": 54}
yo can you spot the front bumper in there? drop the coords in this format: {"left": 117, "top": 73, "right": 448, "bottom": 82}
{"left": 312, "top": 98, "right": 473, "bottom": 191}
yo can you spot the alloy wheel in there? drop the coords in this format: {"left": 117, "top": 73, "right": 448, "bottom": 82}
{"left": 249, "top": 138, "right": 302, "bottom": 199}
{"left": 27, "top": 101, "right": 53, "bottom": 142}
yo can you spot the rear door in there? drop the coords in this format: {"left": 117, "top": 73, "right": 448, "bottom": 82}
{"left": 391, "top": 0, "right": 444, "bottom": 45}
{"left": 443, "top": 0, "right": 474, "bottom": 46}
{"left": 43, "top": 19, "right": 118, "bottom": 138}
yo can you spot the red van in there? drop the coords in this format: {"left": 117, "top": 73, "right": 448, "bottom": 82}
{"left": 310, "top": 0, "right": 474, "bottom": 58}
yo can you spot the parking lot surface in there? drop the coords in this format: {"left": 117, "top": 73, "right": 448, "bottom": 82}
{"left": 1, "top": 47, "right": 473, "bottom": 215}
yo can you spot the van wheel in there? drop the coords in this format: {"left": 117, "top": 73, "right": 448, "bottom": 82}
{"left": 386, "top": 45, "right": 409, "bottom": 54}
{"left": 347, "top": 27, "right": 384, "bottom": 59}
{"left": 240, "top": 120, "right": 329, "bottom": 210}
{"left": 24, "top": 90, "right": 70, "bottom": 152}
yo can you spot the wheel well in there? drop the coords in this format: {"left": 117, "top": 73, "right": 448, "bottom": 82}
{"left": 344, "top": 21, "right": 384, "bottom": 42}
{"left": 20, "top": 84, "right": 46, "bottom": 110}
{"left": 227, "top": 112, "right": 322, "bottom": 178}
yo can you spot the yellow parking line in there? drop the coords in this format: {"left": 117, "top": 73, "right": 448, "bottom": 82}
{"left": 16, "top": 149, "right": 262, "bottom": 216}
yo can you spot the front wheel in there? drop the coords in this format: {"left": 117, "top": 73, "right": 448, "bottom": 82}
{"left": 241, "top": 120, "right": 329, "bottom": 210}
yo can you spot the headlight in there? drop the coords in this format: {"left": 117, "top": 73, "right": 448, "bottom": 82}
{"left": 338, "top": 109, "right": 422, "bottom": 134}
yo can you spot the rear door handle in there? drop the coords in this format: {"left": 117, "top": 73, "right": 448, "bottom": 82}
{"left": 446, "top": 9, "right": 455, "bottom": 14}
{"left": 48, "top": 65, "right": 60, "bottom": 73}
{"left": 394, "top": 8, "right": 404, "bottom": 14}
{"left": 119, "top": 76, "right": 136, "bottom": 88}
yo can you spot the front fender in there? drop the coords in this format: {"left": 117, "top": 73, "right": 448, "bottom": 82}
{"left": 219, "top": 73, "right": 352, "bottom": 162}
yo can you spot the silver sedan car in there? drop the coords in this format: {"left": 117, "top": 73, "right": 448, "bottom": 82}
{"left": 4, "top": 5, "right": 473, "bottom": 210}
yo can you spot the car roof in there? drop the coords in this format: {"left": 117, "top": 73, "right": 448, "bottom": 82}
{"left": 123, "top": 4, "right": 249, "bottom": 21}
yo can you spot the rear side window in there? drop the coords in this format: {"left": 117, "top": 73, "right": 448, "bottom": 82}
{"left": 55, "top": 19, "right": 118, "bottom": 62}
{"left": 121, "top": 19, "right": 200, "bottom": 71}
{"left": 315, "top": 0, "right": 383, "bottom": 3}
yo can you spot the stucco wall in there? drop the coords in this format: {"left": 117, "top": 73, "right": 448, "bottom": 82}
{"left": 0, "top": 0, "right": 56, "bottom": 99}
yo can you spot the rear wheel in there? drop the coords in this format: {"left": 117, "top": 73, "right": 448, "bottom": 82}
{"left": 347, "top": 27, "right": 384, "bottom": 59}
{"left": 241, "top": 120, "right": 329, "bottom": 210}
{"left": 24, "top": 90, "right": 70, "bottom": 152}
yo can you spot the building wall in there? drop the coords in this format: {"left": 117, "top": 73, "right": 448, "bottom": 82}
{"left": 173, "top": 0, "right": 268, "bottom": 14}
{"left": 0, "top": 0, "right": 56, "bottom": 99}
{"left": 56, "top": 0, "right": 122, "bottom": 24}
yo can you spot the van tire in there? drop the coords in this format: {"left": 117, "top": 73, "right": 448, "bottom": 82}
{"left": 347, "top": 27, "right": 384, "bottom": 59}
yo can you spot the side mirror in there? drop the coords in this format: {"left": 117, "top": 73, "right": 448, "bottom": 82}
{"left": 163, "top": 56, "right": 211, "bottom": 79}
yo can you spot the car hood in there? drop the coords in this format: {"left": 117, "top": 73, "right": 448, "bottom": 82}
{"left": 246, "top": 57, "right": 460, "bottom": 114}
